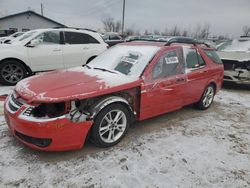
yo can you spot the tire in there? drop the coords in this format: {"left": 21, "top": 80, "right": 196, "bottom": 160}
{"left": 197, "top": 84, "right": 215, "bottom": 110}
{"left": 90, "top": 103, "right": 131, "bottom": 147}
{"left": 0, "top": 60, "right": 27, "bottom": 85}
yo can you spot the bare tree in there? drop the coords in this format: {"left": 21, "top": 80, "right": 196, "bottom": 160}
{"left": 200, "top": 23, "right": 210, "bottom": 39}
{"left": 102, "top": 17, "right": 115, "bottom": 32}
{"left": 169, "top": 25, "right": 181, "bottom": 36}
{"left": 161, "top": 28, "right": 169, "bottom": 36}
{"left": 192, "top": 23, "right": 210, "bottom": 39}
{"left": 193, "top": 24, "right": 201, "bottom": 38}
{"left": 153, "top": 29, "right": 160, "bottom": 35}
{"left": 114, "top": 21, "right": 121, "bottom": 33}
{"left": 182, "top": 29, "right": 188, "bottom": 37}
{"left": 124, "top": 28, "right": 135, "bottom": 37}
{"left": 242, "top": 25, "right": 250, "bottom": 36}
{"left": 144, "top": 30, "right": 149, "bottom": 35}
{"left": 135, "top": 30, "right": 140, "bottom": 35}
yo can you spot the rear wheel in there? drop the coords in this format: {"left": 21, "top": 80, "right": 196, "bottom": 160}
{"left": 197, "top": 84, "right": 215, "bottom": 110}
{"left": 0, "top": 60, "right": 27, "bottom": 85}
{"left": 90, "top": 103, "right": 130, "bottom": 147}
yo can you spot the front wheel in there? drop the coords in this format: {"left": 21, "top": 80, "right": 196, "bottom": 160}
{"left": 90, "top": 103, "right": 130, "bottom": 147}
{"left": 0, "top": 60, "right": 27, "bottom": 85}
{"left": 197, "top": 84, "right": 215, "bottom": 110}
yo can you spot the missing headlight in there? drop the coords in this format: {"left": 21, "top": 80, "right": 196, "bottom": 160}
{"left": 33, "top": 102, "right": 66, "bottom": 118}
{"left": 67, "top": 100, "right": 91, "bottom": 122}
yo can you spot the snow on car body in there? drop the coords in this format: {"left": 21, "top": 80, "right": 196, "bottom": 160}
{"left": 4, "top": 37, "right": 224, "bottom": 151}
{"left": 217, "top": 37, "right": 250, "bottom": 84}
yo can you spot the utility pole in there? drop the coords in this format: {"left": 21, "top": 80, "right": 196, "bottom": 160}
{"left": 121, "top": 0, "right": 125, "bottom": 37}
{"left": 40, "top": 3, "right": 44, "bottom": 16}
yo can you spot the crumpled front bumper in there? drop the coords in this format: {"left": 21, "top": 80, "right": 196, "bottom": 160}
{"left": 224, "top": 69, "right": 250, "bottom": 84}
{"left": 4, "top": 97, "right": 93, "bottom": 151}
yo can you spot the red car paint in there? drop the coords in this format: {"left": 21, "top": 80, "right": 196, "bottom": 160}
{"left": 5, "top": 101, "right": 93, "bottom": 151}
{"left": 4, "top": 41, "right": 224, "bottom": 151}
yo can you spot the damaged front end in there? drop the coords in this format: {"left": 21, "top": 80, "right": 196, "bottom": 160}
{"left": 18, "top": 99, "right": 95, "bottom": 123}
{"left": 222, "top": 59, "right": 250, "bottom": 84}
{"left": 5, "top": 93, "right": 96, "bottom": 150}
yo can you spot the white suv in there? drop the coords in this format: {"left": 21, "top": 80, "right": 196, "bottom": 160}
{"left": 0, "top": 28, "right": 108, "bottom": 85}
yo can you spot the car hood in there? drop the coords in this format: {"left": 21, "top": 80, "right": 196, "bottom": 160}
{"left": 15, "top": 67, "right": 141, "bottom": 103}
{"left": 217, "top": 51, "right": 250, "bottom": 62}
{"left": 0, "top": 43, "right": 22, "bottom": 48}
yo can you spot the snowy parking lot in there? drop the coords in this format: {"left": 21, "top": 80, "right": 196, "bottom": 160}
{"left": 0, "top": 86, "right": 249, "bottom": 188}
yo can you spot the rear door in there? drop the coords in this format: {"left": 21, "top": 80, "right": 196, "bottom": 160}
{"left": 183, "top": 47, "right": 210, "bottom": 105}
{"left": 140, "top": 47, "right": 186, "bottom": 120}
{"left": 62, "top": 31, "right": 101, "bottom": 68}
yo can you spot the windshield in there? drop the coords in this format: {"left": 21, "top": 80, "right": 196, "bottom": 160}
{"left": 18, "top": 31, "right": 38, "bottom": 41}
{"left": 217, "top": 39, "right": 250, "bottom": 52}
{"left": 88, "top": 45, "right": 160, "bottom": 77}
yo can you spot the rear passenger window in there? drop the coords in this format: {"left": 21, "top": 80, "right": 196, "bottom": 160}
{"left": 64, "top": 32, "right": 99, "bottom": 44}
{"left": 204, "top": 50, "right": 223, "bottom": 64}
{"left": 185, "top": 48, "right": 206, "bottom": 69}
{"left": 152, "top": 48, "right": 185, "bottom": 79}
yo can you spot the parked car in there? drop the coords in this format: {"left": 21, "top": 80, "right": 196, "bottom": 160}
{"left": 0, "top": 29, "right": 16, "bottom": 37}
{"left": 217, "top": 37, "right": 250, "bottom": 84}
{"left": 102, "top": 32, "right": 124, "bottom": 47}
{"left": 0, "top": 32, "right": 25, "bottom": 44}
{"left": 0, "top": 28, "right": 108, "bottom": 85}
{"left": 4, "top": 37, "right": 224, "bottom": 151}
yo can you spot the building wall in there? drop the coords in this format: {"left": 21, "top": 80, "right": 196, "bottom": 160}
{"left": 0, "top": 12, "right": 63, "bottom": 32}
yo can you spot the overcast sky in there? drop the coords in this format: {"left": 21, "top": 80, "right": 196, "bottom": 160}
{"left": 0, "top": 0, "right": 250, "bottom": 37}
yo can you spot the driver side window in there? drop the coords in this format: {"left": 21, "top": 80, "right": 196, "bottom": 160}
{"left": 152, "top": 49, "right": 185, "bottom": 79}
{"left": 34, "top": 31, "right": 60, "bottom": 44}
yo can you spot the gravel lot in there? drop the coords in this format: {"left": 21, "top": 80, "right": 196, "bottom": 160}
{"left": 0, "top": 86, "right": 249, "bottom": 188}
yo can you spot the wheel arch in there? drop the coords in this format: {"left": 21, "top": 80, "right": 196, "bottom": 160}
{"left": 207, "top": 81, "right": 217, "bottom": 92}
{"left": 89, "top": 96, "right": 136, "bottom": 121}
{"left": 0, "top": 58, "right": 32, "bottom": 75}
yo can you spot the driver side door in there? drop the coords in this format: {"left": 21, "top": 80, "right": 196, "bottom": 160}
{"left": 27, "top": 30, "right": 63, "bottom": 72}
{"left": 140, "top": 47, "right": 187, "bottom": 120}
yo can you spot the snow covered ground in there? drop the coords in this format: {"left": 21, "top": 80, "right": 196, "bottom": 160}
{"left": 0, "top": 87, "right": 249, "bottom": 188}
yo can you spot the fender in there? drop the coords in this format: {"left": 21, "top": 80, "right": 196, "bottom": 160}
{"left": 89, "top": 96, "right": 135, "bottom": 120}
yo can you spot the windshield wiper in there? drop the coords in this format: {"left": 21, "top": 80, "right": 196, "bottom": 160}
{"left": 93, "top": 67, "right": 117, "bottom": 74}
{"left": 83, "top": 64, "right": 91, "bottom": 69}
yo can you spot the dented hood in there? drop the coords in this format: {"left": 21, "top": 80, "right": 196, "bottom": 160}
{"left": 217, "top": 51, "right": 250, "bottom": 62}
{"left": 15, "top": 67, "right": 141, "bottom": 103}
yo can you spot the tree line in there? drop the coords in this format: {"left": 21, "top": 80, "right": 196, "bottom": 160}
{"left": 102, "top": 17, "right": 250, "bottom": 39}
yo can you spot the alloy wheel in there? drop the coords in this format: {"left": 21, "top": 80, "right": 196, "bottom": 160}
{"left": 99, "top": 110, "right": 127, "bottom": 143}
{"left": 1, "top": 64, "right": 24, "bottom": 84}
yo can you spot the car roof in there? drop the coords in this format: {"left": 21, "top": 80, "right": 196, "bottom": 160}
{"left": 121, "top": 41, "right": 215, "bottom": 50}
{"left": 121, "top": 41, "right": 166, "bottom": 47}
{"left": 123, "top": 37, "right": 215, "bottom": 50}
{"left": 28, "top": 28, "right": 97, "bottom": 34}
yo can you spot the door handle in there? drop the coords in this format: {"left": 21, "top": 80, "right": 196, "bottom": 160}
{"left": 53, "top": 48, "right": 61, "bottom": 52}
{"left": 83, "top": 47, "right": 89, "bottom": 50}
{"left": 176, "top": 78, "right": 185, "bottom": 82}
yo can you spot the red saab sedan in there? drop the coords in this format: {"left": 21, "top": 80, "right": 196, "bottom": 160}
{"left": 4, "top": 37, "right": 224, "bottom": 151}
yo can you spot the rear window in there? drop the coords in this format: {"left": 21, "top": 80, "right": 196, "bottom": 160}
{"left": 204, "top": 50, "right": 223, "bottom": 64}
{"left": 64, "top": 32, "right": 99, "bottom": 44}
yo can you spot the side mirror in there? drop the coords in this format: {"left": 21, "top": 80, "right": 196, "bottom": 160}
{"left": 27, "top": 39, "right": 41, "bottom": 47}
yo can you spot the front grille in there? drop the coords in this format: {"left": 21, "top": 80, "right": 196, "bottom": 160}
{"left": 8, "top": 94, "right": 23, "bottom": 113}
{"left": 15, "top": 131, "right": 52, "bottom": 148}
